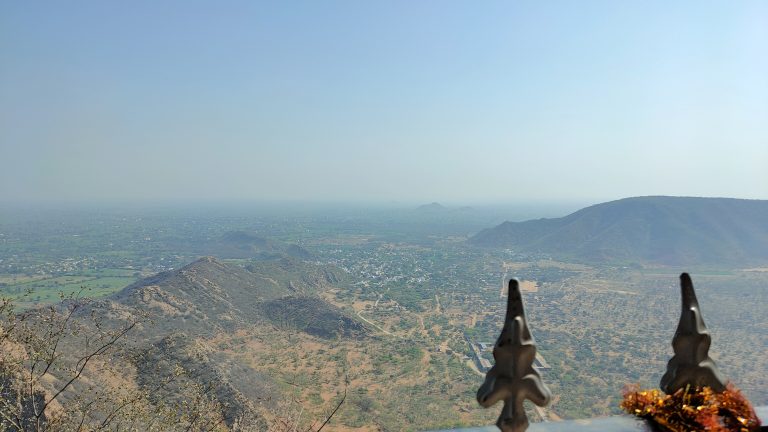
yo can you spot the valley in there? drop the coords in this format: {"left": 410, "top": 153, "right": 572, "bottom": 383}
{"left": 1, "top": 200, "right": 766, "bottom": 430}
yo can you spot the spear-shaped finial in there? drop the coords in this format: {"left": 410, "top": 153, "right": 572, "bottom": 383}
{"left": 660, "top": 273, "right": 726, "bottom": 393}
{"left": 477, "top": 279, "right": 551, "bottom": 432}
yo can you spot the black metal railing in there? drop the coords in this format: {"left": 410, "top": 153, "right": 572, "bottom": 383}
{"left": 465, "top": 273, "right": 766, "bottom": 432}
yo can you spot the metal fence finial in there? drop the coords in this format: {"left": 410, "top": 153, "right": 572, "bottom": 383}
{"left": 660, "top": 273, "right": 726, "bottom": 393}
{"left": 477, "top": 279, "right": 551, "bottom": 432}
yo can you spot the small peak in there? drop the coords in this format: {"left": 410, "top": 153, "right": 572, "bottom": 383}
{"left": 186, "top": 256, "right": 223, "bottom": 268}
{"left": 416, "top": 202, "right": 446, "bottom": 211}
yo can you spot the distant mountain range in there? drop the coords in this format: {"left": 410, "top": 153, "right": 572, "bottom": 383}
{"left": 469, "top": 196, "right": 768, "bottom": 266}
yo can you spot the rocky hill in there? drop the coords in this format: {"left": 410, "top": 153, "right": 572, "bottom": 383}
{"left": 166, "top": 230, "right": 313, "bottom": 260}
{"left": 111, "top": 256, "right": 363, "bottom": 337}
{"left": 469, "top": 196, "right": 768, "bottom": 266}
{"left": 42, "top": 256, "right": 368, "bottom": 428}
{"left": 215, "top": 231, "right": 313, "bottom": 260}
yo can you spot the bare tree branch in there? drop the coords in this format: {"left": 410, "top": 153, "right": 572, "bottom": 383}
{"left": 315, "top": 388, "right": 346, "bottom": 432}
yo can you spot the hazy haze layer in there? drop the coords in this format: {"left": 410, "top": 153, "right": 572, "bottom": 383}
{"left": 1, "top": 1, "right": 767, "bottom": 203}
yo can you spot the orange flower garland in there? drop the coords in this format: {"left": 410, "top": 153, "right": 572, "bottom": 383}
{"left": 621, "top": 383, "right": 761, "bottom": 432}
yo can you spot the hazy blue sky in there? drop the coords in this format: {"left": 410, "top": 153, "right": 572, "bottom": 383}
{"left": 1, "top": 1, "right": 766, "bottom": 205}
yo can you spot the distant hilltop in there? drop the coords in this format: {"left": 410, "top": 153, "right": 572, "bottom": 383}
{"left": 469, "top": 196, "right": 768, "bottom": 267}
{"left": 170, "top": 230, "right": 313, "bottom": 260}
{"left": 416, "top": 202, "right": 447, "bottom": 211}
{"left": 415, "top": 202, "right": 473, "bottom": 212}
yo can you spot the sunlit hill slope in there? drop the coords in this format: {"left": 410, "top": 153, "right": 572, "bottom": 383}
{"left": 469, "top": 196, "right": 768, "bottom": 266}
